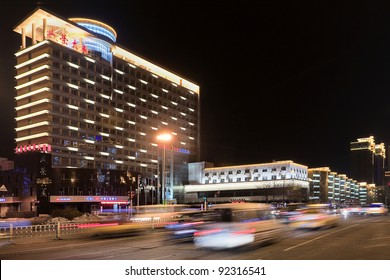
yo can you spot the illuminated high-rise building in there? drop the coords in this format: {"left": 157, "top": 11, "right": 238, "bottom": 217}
{"left": 350, "top": 136, "right": 385, "bottom": 186}
{"left": 12, "top": 6, "right": 200, "bottom": 211}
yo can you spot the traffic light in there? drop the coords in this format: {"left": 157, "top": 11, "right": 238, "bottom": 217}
{"left": 128, "top": 191, "right": 135, "bottom": 198}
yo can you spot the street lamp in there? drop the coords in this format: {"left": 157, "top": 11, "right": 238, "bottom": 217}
{"left": 156, "top": 132, "right": 172, "bottom": 205}
{"left": 279, "top": 172, "right": 286, "bottom": 206}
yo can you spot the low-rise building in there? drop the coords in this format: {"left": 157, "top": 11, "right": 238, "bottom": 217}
{"left": 176, "top": 160, "right": 310, "bottom": 205}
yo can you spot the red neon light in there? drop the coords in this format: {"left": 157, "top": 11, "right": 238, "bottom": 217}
{"left": 60, "top": 33, "right": 68, "bottom": 45}
{"left": 72, "top": 39, "right": 78, "bottom": 50}
{"left": 232, "top": 228, "right": 256, "bottom": 235}
{"left": 15, "top": 144, "right": 52, "bottom": 154}
{"left": 82, "top": 45, "right": 88, "bottom": 54}
{"left": 47, "top": 30, "right": 55, "bottom": 38}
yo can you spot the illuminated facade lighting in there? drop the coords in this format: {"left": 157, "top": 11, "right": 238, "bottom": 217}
{"left": 12, "top": 6, "right": 200, "bottom": 182}
{"left": 15, "top": 87, "right": 50, "bottom": 100}
{"left": 15, "top": 65, "right": 49, "bottom": 79}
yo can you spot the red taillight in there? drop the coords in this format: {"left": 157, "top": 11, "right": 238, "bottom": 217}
{"left": 194, "top": 228, "right": 223, "bottom": 236}
{"left": 233, "top": 228, "right": 255, "bottom": 235}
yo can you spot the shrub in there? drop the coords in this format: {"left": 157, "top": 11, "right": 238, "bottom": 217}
{"left": 50, "top": 208, "right": 83, "bottom": 220}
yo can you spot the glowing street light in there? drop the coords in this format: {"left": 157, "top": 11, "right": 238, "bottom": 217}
{"left": 156, "top": 133, "right": 172, "bottom": 142}
{"left": 156, "top": 132, "right": 172, "bottom": 205}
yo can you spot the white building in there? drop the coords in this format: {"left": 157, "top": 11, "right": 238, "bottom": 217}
{"left": 176, "top": 160, "right": 309, "bottom": 204}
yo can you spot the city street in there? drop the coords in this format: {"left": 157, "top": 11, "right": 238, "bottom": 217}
{"left": 1, "top": 215, "right": 389, "bottom": 260}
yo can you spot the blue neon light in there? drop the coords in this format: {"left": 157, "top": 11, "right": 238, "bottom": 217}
{"left": 77, "top": 23, "right": 116, "bottom": 42}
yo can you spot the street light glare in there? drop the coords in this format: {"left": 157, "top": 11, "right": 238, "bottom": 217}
{"left": 157, "top": 133, "right": 172, "bottom": 142}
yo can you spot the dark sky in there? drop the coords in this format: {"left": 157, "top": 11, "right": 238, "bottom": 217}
{"left": 2, "top": 0, "right": 390, "bottom": 175}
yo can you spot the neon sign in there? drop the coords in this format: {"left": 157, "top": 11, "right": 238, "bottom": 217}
{"left": 56, "top": 197, "right": 72, "bottom": 201}
{"left": 15, "top": 143, "right": 52, "bottom": 154}
{"left": 157, "top": 144, "right": 190, "bottom": 154}
{"left": 100, "top": 197, "right": 118, "bottom": 201}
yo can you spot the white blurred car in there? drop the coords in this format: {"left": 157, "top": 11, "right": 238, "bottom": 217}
{"left": 193, "top": 203, "right": 287, "bottom": 250}
{"left": 288, "top": 206, "right": 341, "bottom": 229}
{"left": 364, "top": 203, "right": 388, "bottom": 216}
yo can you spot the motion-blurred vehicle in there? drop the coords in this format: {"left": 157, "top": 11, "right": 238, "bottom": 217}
{"left": 288, "top": 204, "right": 341, "bottom": 229}
{"left": 275, "top": 203, "right": 307, "bottom": 224}
{"left": 193, "top": 203, "right": 287, "bottom": 250}
{"left": 95, "top": 212, "right": 128, "bottom": 222}
{"left": 0, "top": 218, "right": 32, "bottom": 228}
{"left": 364, "top": 203, "right": 388, "bottom": 216}
{"left": 91, "top": 205, "right": 190, "bottom": 237}
{"left": 164, "top": 210, "right": 215, "bottom": 241}
{"left": 342, "top": 205, "right": 365, "bottom": 216}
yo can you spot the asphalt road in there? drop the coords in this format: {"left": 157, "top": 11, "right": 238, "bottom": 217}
{"left": 1, "top": 215, "right": 390, "bottom": 260}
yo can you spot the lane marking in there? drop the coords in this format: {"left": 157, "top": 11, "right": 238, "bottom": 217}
{"left": 283, "top": 224, "right": 360, "bottom": 252}
{"left": 371, "top": 236, "right": 390, "bottom": 240}
{"left": 364, "top": 244, "right": 390, "bottom": 249}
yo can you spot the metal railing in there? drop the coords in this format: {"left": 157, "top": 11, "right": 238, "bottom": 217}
{"left": 0, "top": 222, "right": 98, "bottom": 240}
{"left": 0, "top": 217, "right": 176, "bottom": 241}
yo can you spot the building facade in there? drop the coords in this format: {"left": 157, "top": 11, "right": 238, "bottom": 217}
{"left": 308, "top": 167, "right": 360, "bottom": 205}
{"left": 176, "top": 160, "right": 310, "bottom": 205}
{"left": 0, "top": 158, "right": 14, "bottom": 172}
{"left": 10, "top": 7, "right": 200, "bottom": 214}
{"left": 350, "top": 136, "right": 386, "bottom": 186}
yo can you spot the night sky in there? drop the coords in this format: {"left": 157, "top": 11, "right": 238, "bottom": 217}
{"left": 2, "top": 0, "right": 390, "bottom": 176}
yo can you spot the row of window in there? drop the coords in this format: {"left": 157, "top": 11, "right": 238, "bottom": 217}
{"left": 50, "top": 96, "right": 197, "bottom": 132}
{"left": 205, "top": 176, "right": 287, "bottom": 183}
{"left": 204, "top": 166, "right": 306, "bottom": 177}
{"left": 53, "top": 48, "right": 198, "bottom": 102}
{"left": 51, "top": 70, "right": 198, "bottom": 118}
{"left": 52, "top": 155, "right": 155, "bottom": 174}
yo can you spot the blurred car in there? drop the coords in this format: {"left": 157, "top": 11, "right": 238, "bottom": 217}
{"left": 193, "top": 203, "right": 287, "bottom": 250}
{"left": 95, "top": 212, "right": 128, "bottom": 222}
{"left": 275, "top": 203, "right": 307, "bottom": 224}
{"left": 342, "top": 205, "right": 366, "bottom": 216}
{"left": 364, "top": 203, "right": 388, "bottom": 216}
{"left": 92, "top": 205, "right": 193, "bottom": 238}
{"left": 0, "top": 218, "right": 32, "bottom": 228}
{"left": 164, "top": 210, "right": 215, "bottom": 241}
{"left": 288, "top": 205, "right": 341, "bottom": 229}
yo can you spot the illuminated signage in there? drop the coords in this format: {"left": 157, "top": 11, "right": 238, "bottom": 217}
{"left": 56, "top": 197, "right": 72, "bottom": 201}
{"left": 173, "top": 147, "right": 190, "bottom": 154}
{"left": 157, "top": 144, "right": 190, "bottom": 154}
{"left": 51, "top": 196, "right": 128, "bottom": 203}
{"left": 47, "top": 30, "right": 88, "bottom": 55}
{"left": 100, "top": 197, "right": 118, "bottom": 201}
{"left": 85, "top": 196, "right": 120, "bottom": 202}
{"left": 15, "top": 144, "right": 51, "bottom": 154}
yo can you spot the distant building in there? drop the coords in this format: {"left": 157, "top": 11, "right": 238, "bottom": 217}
{"left": 308, "top": 167, "right": 360, "bottom": 205}
{"left": 383, "top": 171, "right": 390, "bottom": 206}
{"left": 350, "top": 136, "right": 386, "bottom": 186}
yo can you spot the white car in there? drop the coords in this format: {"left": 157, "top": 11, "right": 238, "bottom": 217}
{"left": 364, "top": 203, "right": 388, "bottom": 216}
{"left": 193, "top": 203, "right": 287, "bottom": 250}
{"left": 288, "top": 207, "right": 341, "bottom": 229}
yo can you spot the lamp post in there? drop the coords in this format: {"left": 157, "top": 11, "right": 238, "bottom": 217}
{"left": 156, "top": 132, "right": 172, "bottom": 205}
{"left": 279, "top": 172, "right": 285, "bottom": 206}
